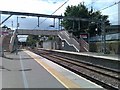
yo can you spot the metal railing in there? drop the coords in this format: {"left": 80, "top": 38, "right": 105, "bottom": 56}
{"left": 80, "top": 37, "right": 89, "bottom": 52}
{"left": 58, "top": 30, "right": 80, "bottom": 52}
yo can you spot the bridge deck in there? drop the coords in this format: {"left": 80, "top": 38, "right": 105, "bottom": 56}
{"left": 17, "top": 29, "right": 60, "bottom": 35}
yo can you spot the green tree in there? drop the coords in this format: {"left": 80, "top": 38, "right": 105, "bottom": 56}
{"left": 62, "top": 3, "right": 110, "bottom": 37}
{"left": 88, "top": 9, "right": 110, "bottom": 37}
{"left": 2, "top": 25, "right": 8, "bottom": 29}
{"left": 48, "top": 36, "right": 53, "bottom": 40}
{"left": 2, "top": 25, "right": 11, "bottom": 30}
{"left": 26, "top": 35, "right": 39, "bottom": 47}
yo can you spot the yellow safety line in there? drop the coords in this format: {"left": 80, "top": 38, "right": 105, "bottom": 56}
{"left": 24, "top": 50, "right": 80, "bottom": 89}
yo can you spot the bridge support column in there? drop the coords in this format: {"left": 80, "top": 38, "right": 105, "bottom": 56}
{"left": 36, "top": 42, "right": 39, "bottom": 48}
{"left": 0, "top": 46, "right": 4, "bottom": 57}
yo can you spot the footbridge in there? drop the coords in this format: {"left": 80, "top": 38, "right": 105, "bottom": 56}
{"left": 17, "top": 29, "right": 60, "bottom": 36}
{"left": 0, "top": 10, "right": 91, "bottom": 53}
{"left": 17, "top": 29, "right": 88, "bottom": 52}
{"left": 1, "top": 29, "right": 89, "bottom": 55}
{"left": 17, "top": 29, "right": 81, "bottom": 52}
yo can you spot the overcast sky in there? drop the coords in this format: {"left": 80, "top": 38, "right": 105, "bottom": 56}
{"left": 0, "top": 0, "right": 119, "bottom": 41}
{"left": 0, "top": 0, "right": 119, "bottom": 29}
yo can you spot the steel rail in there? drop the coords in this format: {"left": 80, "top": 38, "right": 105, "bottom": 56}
{"left": 33, "top": 49, "right": 119, "bottom": 90}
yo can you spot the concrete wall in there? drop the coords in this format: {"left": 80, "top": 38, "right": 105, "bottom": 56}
{"left": 89, "top": 41, "right": 120, "bottom": 54}
{"left": 43, "top": 41, "right": 53, "bottom": 49}
{"left": 60, "top": 40, "right": 76, "bottom": 52}
{"left": 43, "top": 40, "right": 59, "bottom": 50}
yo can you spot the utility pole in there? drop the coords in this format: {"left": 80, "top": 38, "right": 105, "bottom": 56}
{"left": 58, "top": 18, "right": 60, "bottom": 30}
{"left": 101, "top": 21, "right": 106, "bottom": 54}
{"left": 15, "top": 16, "right": 26, "bottom": 55}
{"left": 15, "top": 16, "right": 18, "bottom": 55}
{"left": 72, "top": 20, "right": 75, "bottom": 30}
{"left": 78, "top": 20, "right": 80, "bottom": 31}
{"left": 38, "top": 17, "right": 39, "bottom": 27}
{"left": 11, "top": 21, "right": 13, "bottom": 30}
{"left": 0, "top": 13, "right": 4, "bottom": 57}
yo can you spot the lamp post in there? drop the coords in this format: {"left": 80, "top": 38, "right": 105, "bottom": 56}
{"left": 17, "top": 16, "right": 26, "bottom": 29}
{"left": 15, "top": 16, "right": 26, "bottom": 55}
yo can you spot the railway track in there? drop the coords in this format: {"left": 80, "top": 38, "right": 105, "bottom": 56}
{"left": 30, "top": 49, "right": 120, "bottom": 90}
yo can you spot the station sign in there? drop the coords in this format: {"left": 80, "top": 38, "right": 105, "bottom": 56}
{"left": 80, "top": 34, "right": 88, "bottom": 39}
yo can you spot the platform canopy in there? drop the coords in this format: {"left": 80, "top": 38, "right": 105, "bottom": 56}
{"left": 0, "top": 10, "right": 101, "bottom": 25}
{"left": 0, "top": 10, "right": 63, "bottom": 19}
{"left": 0, "top": 10, "right": 99, "bottom": 21}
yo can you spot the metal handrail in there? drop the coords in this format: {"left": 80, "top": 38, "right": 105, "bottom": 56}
{"left": 58, "top": 31, "right": 80, "bottom": 52}
{"left": 80, "top": 37, "right": 89, "bottom": 51}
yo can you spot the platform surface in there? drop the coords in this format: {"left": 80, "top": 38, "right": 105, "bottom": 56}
{"left": 51, "top": 49, "right": 119, "bottom": 61}
{"left": 0, "top": 50, "right": 104, "bottom": 89}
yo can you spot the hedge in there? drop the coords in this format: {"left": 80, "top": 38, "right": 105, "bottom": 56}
{"left": 89, "top": 41, "right": 120, "bottom": 54}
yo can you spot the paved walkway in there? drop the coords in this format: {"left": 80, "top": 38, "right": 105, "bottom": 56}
{"left": 1, "top": 51, "right": 65, "bottom": 88}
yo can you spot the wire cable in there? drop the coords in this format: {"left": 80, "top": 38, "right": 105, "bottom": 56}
{"left": 34, "top": 0, "right": 120, "bottom": 30}
{"left": 99, "top": 1, "right": 120, "bottom": 11}
{"left": 86, "top": 0, "right": 99, "bottom": 7}
{"left": 33, "top": 0, "right": 69, "bottom": 29}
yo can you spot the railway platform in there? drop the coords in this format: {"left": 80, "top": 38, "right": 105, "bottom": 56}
{"left": 46, "top": 49, "right": 119, "bottom": 71}
{"left": 51, "top": 49, "right": 119, "bottom": 61}
{"left": 0, "top": 49, "right": 104, "bottom": 89}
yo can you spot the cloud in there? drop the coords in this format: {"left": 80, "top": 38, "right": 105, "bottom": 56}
{"left": 0, "top": 0, "right": 119, "bottom": 31}
{"left": 1, "top": 15, "right": 54, "bottom": 30}
{"left": 0, "top": 0, "right": 71, "bottom": 15}
{"left": 0, "top": 0, "right": 58, "bottom": 14}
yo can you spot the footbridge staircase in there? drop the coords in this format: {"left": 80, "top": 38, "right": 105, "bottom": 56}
{"left": 58, "top": 30, "right": 80, "bottom": 52}
{"left": 58, "top": 30, "right": 89, "bottom": 52}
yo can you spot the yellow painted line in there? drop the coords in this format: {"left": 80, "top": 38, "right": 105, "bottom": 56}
{"left": 24, "top": 50, "right": 80, "bottom": 89}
